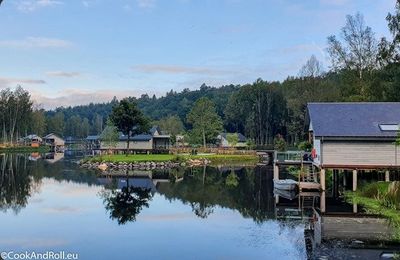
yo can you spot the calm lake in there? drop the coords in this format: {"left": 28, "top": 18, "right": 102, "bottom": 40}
{"left": 0, "top": 153, "right": 399, "bottom": 259}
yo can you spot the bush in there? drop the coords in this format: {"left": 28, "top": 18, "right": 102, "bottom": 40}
{"left": 298, "top": 141, "right": 312, "bottom": 152}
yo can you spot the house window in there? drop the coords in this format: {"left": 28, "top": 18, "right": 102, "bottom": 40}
{"left": 379, "top": 124, "right": 399, "bottom": 131}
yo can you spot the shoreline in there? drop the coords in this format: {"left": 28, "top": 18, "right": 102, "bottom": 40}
{"left": 80, "top": 154, "right": 260, "bottom": 169}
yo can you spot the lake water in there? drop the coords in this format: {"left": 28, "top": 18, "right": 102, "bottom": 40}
{"left": 0, "top": 153, "right": 398, "bottom": 260}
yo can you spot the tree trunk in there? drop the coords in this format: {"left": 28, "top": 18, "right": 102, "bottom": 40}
{"left": 126, "top": 134, "right": 130, "bottom": 157}
{"left": 202, "top": 128, "right": 206, "bottom": 149}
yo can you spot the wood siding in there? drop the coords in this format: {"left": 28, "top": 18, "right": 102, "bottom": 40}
{"left": 101, "top": 140, "right": 153, "bottom": 150}
{"left": 321, "top": 141, "right": 400, "bottom": 167}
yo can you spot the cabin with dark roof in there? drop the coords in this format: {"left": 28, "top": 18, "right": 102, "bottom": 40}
{"left": 308, "top": 102, "right": 400, "bottom": 169}
{"left": 89, "top": 126, "right": 170, "bottom": 153}
{"left": 217, "top": 133, "right": 247, "bottom": 148}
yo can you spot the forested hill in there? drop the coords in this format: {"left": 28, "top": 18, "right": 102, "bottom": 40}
{"left": 44, "top": 83, "right": 240, "bottom": 137}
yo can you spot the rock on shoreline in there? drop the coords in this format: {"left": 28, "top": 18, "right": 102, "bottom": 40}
{"left": 79, "top": 158, "right": 212, "bottom": 171}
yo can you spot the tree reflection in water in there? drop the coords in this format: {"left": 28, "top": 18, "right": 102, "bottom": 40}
{"left": 100, "top": 177, "right": 153, "bottom": 225}
{"left": 157, "top": 165, "right": 275, "bottom": 222}
{"left": 0, "top": 153, "right": 41, "bottom": 214}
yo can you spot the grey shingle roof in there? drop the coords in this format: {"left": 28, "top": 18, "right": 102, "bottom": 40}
{"left": 308, "top": 102, "right": 400, "bottom": 138}
{"left": 220, "top": 133, "right": 247, "bottom": 142}
{"left": 119, "top": 134, "right": 152, "bottom": 141}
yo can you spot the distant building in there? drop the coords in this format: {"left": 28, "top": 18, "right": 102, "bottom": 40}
{"left": 89, "top": 126, "right": 170, "bottom": 153}
{"left": 43, "top": 133, "right": 65, "bottom": 152}
{"left": 217, "top": 133, "right": 247, "bottom": 148}
{"left": 308, "top": 102, "right": 400, "bottom": 169}
{"left": 22, "top": 134, "right": 42, "bottom": 147}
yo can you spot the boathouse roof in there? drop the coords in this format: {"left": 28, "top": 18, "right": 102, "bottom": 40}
{"left": 308, "top": 102, "right": 400, "bottom": 138}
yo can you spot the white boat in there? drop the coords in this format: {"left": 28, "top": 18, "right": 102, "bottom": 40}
{"left": 274, "top": 188, "right": 298, "bottom": 200}
{"left": 273, "top": 179, "right": 298, "bottom": 191}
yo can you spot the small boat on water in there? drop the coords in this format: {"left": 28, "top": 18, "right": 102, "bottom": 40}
{"left": 273, "top": 179, "right": 298, "bottom": 191}
{"left": 274, "top": 188, "right": 298, "bottom": 200}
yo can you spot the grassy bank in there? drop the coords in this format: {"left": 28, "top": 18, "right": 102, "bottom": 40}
{"left": 0, "top": 146, "right": 50, "bottom": 153}
{"left": 84, "top": 153, "right": 259, "bottom": 165}
{"left": 345, "top": 182, "right": 400, "bottom": 240}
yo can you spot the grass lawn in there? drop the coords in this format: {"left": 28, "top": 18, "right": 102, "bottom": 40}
{"left": 85, "top": 153, "right": 259, "bottom": 165}
{"left": 87, "top": 154, "right": 176, "bottom": 163}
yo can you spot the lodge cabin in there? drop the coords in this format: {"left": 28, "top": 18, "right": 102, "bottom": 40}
{"left": 308, "top": 103, "right": 400, "bottom": 170}
{"left": 91, "top": 126, "right": 171, "bottom": 154}
{"left": 43, "top": 133, "right": 65, "bottom": 152}
{"left": 217, "top": 133, "right": 247, "bottom": 148}
{"left": 21, "top": 134, "right": 42, "bottom": 147}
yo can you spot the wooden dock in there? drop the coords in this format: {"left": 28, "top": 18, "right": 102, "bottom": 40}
{"left": 299, "top": 182, "right": 321, "bottom": 190}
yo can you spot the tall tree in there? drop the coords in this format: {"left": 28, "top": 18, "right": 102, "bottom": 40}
{"left": 30, "top": 109, "right": 46, "bottom": 136}
{"left": 327, "top": 13, "right": 378, "bottom": 81}
{"left": 379, "top": 0, "right": 400, "bottom": 64}
{"left": 46, "top": 112, "right": 65, "bottom": 137}
{"left": 110, "top": 99, "right": 149, "bottom": 154}
{"left": 154, "top": 115, "right": 185, "bottom": 136}
{"left": 187, "top": 97, "right": 222, "bottom": 148}
{"left": 299, "top": 55, "right": 323, "bottom": 78}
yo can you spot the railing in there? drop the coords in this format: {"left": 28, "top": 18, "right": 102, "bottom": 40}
{"left": 274, "top": 151, "right": 313, "bottom": 164}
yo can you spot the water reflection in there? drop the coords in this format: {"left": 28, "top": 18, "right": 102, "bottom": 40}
{"left": 0, "top": 153, "right": 41, "bottom": 214}
{"left": 99, "top": 177, "right": 153, "bottom": 225}
{"left": 1, "top": 153, "right": 399, "bottom": 259}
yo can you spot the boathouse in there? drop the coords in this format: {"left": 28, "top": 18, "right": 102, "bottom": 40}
{"left": 308, "top": 102, "right": 400, "bottom": 190}
{"left": 43, "top": 133, "right": 65, "bottom": 152}
{"left": 308, "top": 102, "right": 400, "bottom": 168}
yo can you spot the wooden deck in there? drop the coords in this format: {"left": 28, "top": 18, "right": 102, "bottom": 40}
{"left": 299, "top": 182, "right": 321, "bottom": 190}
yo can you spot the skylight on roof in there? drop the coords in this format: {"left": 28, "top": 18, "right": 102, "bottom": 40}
{"left": 379, "top": 124, "right": 399, "bottom": 131}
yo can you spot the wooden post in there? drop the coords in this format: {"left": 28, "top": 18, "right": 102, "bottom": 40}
{"left": 320, "top": 191, "right": 326, "bottom": 213}
{"left": 352, "top": 170, "right": 358, "bottom": 192}
{"left": 385, "top": 170, "right": 390, "bottom": 182}
{"left": 343, "top": 170, "right": 347, "bottom": 187}
{"left": 273, "top": 164, "right": 279, "bottom": 181}
{"left": 353, "top": 203, "right": 358, "bottom": 213}
{"left": 320, "top": 169, "right": 326, "bottom": 191}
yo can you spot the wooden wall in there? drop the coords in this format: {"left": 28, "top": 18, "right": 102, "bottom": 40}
{"left": 322, "top": 140, "right": 400, "bottom": 167}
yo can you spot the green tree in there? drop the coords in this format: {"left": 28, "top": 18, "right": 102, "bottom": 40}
{"left": 226, "top": 133, "right": 239, "bottom": 147}
{"left": 187, "top": 97, "right": 222, "bottom": 148}
{"left": 110, "top": 98, "right": 149, "bottom": 154}
{"left": 273, "top": 134, "right": 287, "bottom": 152}
{"left": 154, "top": 115, "right": 184, "bottom": 136}
{"left": 327, "top": 13, "right": 378, "bottom": 81}
{"left": 29, "top": 109, "right": 46, "bottom": 136}
{"left": 100, "top": 118, "right": 119, "bottom": 149}
{"left": 46, "top": 112, "right": 65, "bottom": 137}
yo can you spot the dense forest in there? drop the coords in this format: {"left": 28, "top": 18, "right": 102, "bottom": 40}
{"left": 3, "top": 3, "right": 400, "bottom": 147}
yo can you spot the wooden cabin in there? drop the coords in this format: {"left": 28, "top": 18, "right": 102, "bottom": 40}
{"left": 217, "top": 133, "right": 247, "bottom": 148}
{"left": 93, "top": 126, "right": 171, "bottom": 153}
{"left": 308, "top": 102, "right": 400, "bottom": 170}
{"left": 43, "top": 133, "right": 65, "bottom": 152}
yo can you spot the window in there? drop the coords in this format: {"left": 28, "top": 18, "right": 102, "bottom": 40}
{"left": 379, "top": 124, "right": 399, "bottom": 131}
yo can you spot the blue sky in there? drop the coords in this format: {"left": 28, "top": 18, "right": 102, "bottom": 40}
{"left": 0, "top": 0, "right": 395, "bottom": 108}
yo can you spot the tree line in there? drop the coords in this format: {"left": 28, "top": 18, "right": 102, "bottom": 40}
{"left": 3, "top": 3, "right": 400, "bottom": 146}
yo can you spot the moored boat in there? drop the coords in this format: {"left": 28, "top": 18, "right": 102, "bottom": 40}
{"left": 273, "top": 179, "right": 298, "bottom": 191}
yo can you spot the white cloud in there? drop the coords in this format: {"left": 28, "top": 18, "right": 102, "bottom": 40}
{"left": 45, "top": 71, "right": 81, "bottom": 78}
{"left": 136, "top": 0, "right": 155, "bottom": 9}
{"left": 0, "top": 37, "right": 73, "bottom": 49}
{"left": 0, "top": 77, "right": 46, "bottom": 88}
{"left": 32, "top": 88, "right": 160, "bottom": 109}
{"left": 16, "top": 0, "right": 63, "bottom": 12}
